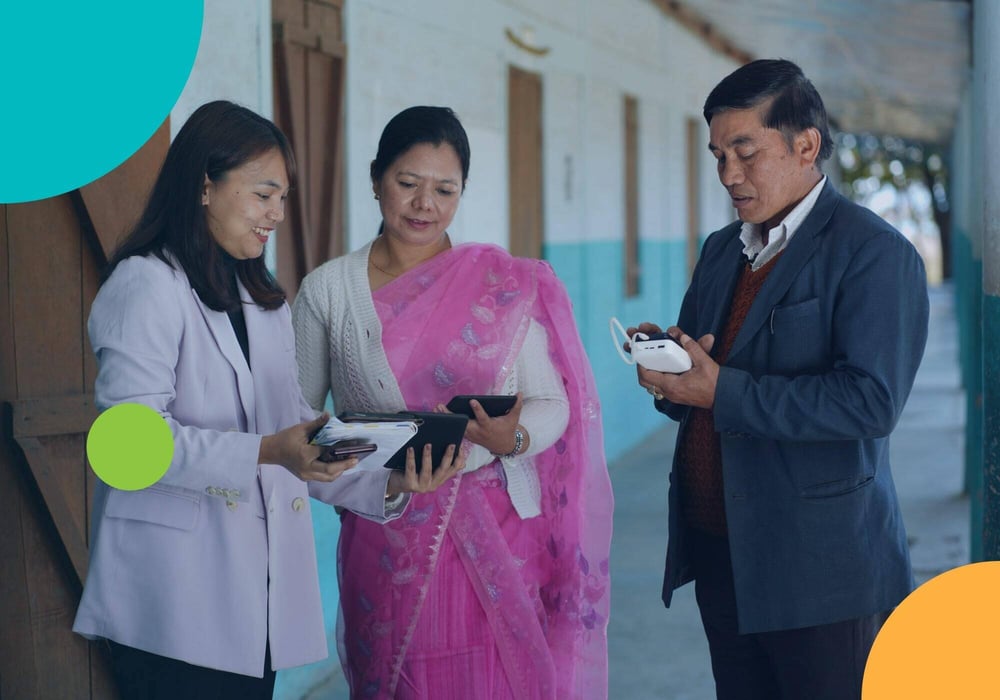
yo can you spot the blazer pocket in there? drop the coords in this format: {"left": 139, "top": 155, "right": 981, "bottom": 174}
{"left": 104, "top": 484, "right": 200, "bottom": 531}
{"left": 800, "top": 475, "right": 874, "bottom": 499}
{"left": 768, "top": 297, "right": 826, "bottom": 373}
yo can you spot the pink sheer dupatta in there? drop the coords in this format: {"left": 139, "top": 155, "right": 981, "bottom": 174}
{"left": 337, "top": 244, "right": 613, "bottom": 698}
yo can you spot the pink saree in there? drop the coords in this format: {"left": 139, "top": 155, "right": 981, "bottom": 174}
{"left": 337, "top": 244, "right": 613, "bottom": 699}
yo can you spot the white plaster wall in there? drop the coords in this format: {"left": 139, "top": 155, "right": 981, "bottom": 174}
{"left": 344, "top": 0, "right": 741, "bottom": 252}
{"left": 639, "top": 99, "right": 670, "bottom": 244}
{"left": 171, "top": 0, "right": 272, "bottom": 133}
{"left": 344, "top": 0, "right": 513, "bottom": 250}
{"left": 170, "top": 0, "right": 743, "bottom": 254}
{"left": 169, "top": 0, "right": 275, "bottom": 266}
{"left": 584, "top": 79, "right": 625, "bottom": 243}
{"left": 542, "top": 70, "right": 587, "bottom": 246}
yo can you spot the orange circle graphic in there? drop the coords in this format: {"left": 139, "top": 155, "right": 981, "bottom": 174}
{"left": 864, "top": 562, "right": 1000, "bottom": 698}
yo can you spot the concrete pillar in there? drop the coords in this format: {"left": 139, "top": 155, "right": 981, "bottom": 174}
{"left": 952, "top": 12, "right": 986, "bottom": 559}
{"left": 977, "top": 0, "right": 1000, "bottom": 559}
{"left": 950, "top": 88, "right": 982, "bottom": 557}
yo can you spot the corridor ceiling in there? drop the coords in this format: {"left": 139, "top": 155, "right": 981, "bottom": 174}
{"left": 673, "top": 0, "right": 971, "bottom": 144}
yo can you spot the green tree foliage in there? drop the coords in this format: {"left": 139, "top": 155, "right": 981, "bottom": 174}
{"left": 835, "top": 132, "right": 952, "bottom": 279}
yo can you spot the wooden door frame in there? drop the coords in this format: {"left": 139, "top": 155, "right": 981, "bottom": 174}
{"left": 508, "top": 65, "right": 545, "bottom": 260}
{"left": 271, "top": 0, "right": 347, "bottom": 297}
{"left": 0, "top": 119, "right": 167, "bottom": 700}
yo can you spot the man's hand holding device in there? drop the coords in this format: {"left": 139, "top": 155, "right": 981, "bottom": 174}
{"left": 611, "top": 317, "right": 718, "bottom": 409}
{"left": 611, "top": 317, "right": 692, "bottom": 374}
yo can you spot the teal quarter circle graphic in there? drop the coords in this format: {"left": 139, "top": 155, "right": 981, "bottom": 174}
{"left": 1, "top": 1, "right": 203, "bottom": 204}
{"left": 86, "top": 403, "right": 175, "bottom": 491}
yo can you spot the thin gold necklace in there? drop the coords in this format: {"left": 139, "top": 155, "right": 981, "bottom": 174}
{"left": 368, "top": 256, "right": 399, "bottom": 278}
{"left": 370, "top": 235, "right": 451, "bottom": 278}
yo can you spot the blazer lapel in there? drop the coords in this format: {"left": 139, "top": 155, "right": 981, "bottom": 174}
{"left": 191, "top": 286, "right": 257, "bottom": 433}
{"left": 726, "top": 181, "right": 840, "bottom": 361}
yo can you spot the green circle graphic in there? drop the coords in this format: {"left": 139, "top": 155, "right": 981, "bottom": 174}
{"left": 86, "top": 403, "right": 174, "bottom": 491}
{"left": 1, "top": 1, "right": 203, "bottom": 203}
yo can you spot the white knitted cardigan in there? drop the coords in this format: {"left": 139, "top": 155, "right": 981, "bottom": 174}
{"left": 292, "top": 241, "right": 569, "bottom": 519}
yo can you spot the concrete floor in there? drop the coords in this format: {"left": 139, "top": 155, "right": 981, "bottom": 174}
{"left": 301, "top": 283, "right": 968, "bottom": 699}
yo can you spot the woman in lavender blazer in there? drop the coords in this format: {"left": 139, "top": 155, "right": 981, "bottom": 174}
{"left": 72, "top": 101, "right": 463, "bottom": 700}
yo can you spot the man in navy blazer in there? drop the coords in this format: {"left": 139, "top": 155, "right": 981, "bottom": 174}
{"left": 634, "top": 59, "right": 929, "bottom": 699}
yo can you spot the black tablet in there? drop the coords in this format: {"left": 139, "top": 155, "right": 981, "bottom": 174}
{"left": 445, "top": 395, "right": 517, "bottom": 418}
{"left": 337, "top": 411, "right": 468, "bottom": 471}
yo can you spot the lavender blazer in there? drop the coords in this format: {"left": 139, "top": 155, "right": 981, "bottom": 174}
{"left": 73, "top": 254, "right": 395, "bottom": 677}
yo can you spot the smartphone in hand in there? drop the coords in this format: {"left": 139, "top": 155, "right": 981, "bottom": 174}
{"left": 446, "top": 395, "right": 517, "bottom": 419}
{"left": 318, "top": 439, "right": 377, "bottom": 463}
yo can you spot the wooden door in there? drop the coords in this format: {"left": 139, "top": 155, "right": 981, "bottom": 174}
{"left": 685, "top": 116, "right": 702, "bottom": 278}
{"left": 624, "top": 95, "right": 640, "bottom": 297}
{"left": 0, "top": 122, "right": 168, "bottom": 700}
{"left": 272, "top": 0, "right": 347, "bottom": 298}
{"left": 508, "top": 65, "right": 544, "bottom": 259}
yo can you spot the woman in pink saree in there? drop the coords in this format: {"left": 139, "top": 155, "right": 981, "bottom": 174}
{"left": 293, "top": 106, "right": 613, "bottom": 699}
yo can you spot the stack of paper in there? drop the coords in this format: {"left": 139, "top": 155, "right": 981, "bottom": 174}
{"left": 309, "top": 416, "right": 417, "bottom": 471}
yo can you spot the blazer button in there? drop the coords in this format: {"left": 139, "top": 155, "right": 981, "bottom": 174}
{"left": 227, "top": 500, "right": 238, "bottom": 511}
{"left": 292, "top": 497, "right": 305, "bottom": 512}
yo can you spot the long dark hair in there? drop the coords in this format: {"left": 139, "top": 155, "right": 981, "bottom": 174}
{"left": 703, "top": 59, "right": 833, "bottom": 163}
{"left": 105, "top": 100, "right": 295, "bottom": 311}
{"left": 370, "top": 106, "right": 470, "bottom": 190}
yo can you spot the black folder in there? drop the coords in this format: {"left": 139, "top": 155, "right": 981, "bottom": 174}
{"left": 337, "top": 411, "right": 469, "bottom": 471}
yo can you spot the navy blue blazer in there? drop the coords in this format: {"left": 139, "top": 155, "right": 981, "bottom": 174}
{"left": 659, "top": 180, "right": 929, "bottom": 634}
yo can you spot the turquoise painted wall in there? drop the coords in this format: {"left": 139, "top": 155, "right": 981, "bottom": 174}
{"left": 952, "top": 230, "right": 984, "bottom": 559}
{"left": 983, "top": 293, "right": 1000, "bottom": 556}
{"left": 274, "top": 504, "right": 343, "bottom": 698}
{"left": 275, "top": 391, "right": 345, "bottom": 697}
{"left": 546, "top": 238, "right": 690, "bottom": 461}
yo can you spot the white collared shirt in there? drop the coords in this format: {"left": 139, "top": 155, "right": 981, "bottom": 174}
{"left": 740, "top": 176, "right": 827, "bottom": 270}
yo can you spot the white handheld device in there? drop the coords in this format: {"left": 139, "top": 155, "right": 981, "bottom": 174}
{"left": 609, "top": 317, "right": 692, "bottom": 374}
